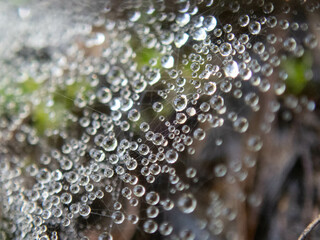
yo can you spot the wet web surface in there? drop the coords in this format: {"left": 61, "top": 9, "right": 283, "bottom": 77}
{"left": 1, "top": 0, "right": 320, "bottom": 240}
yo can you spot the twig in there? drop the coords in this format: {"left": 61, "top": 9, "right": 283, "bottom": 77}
{"left": 298, "top": 214, "right": 320, "bottom": 240}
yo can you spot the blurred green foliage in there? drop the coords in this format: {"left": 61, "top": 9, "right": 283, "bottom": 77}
{"left": 282, "top": 52, "right": 312, "bottom": 95}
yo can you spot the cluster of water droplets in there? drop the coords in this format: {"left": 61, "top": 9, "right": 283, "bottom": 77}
{"left": 0, "top": 0, "right": 319, "bottom": 239}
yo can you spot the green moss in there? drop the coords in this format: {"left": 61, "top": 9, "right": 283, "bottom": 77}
{"left": 135, "top": 47, "right": 161, "bottom": 70}
{"left": 19, "top": 77, "right": 40, "bottom": 94}
{"left": 282, "top": 53, "right": 312, "bottom": 95}
{"left": 32, "top": 102, "right": 67, "bottom": 135}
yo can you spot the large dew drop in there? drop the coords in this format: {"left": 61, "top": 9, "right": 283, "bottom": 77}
{"left": 161, "top": 55, "right": 174, "bottom": 69}
{"left": 224, "top": 61, "right": 239, "bottom": 78}
{"left": 173, "top": 94, "right": 188, "bottom": 112}
{"left": 102, "top": 136, "right": 118, "bottom": 152}
{"left": 203, "top": 16, "right": 217, "bottom": 31}
{"left": 177, "top": 194, "right": 197, "bottom": 214}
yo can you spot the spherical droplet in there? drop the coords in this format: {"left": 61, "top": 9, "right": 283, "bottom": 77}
{"left": 203, "top": 82, "right": 217, "bottom": 95}
{"left": 161, "top": 55, "right": 174, "bottom": 69}
{"left": 177, "top": 193, "right": 197, "bottom": 214}
{"left": 102, "top": 136, "right": 118, "bottom": 152}
{"left": 165, "top": 149, "right": 179, "bottom": 164}
{"left": 145, "top": 191, "right": 160, "bottom": 205}
{"left": 203, "top": 16, "right": 217, "bottom": 31}
{"left": 193, "top": 28, "right": 207, "bottom": 41}
{"left": 173, "top": 94, "right": 188, "bottom": 112}
{"left": 249, "top": 21, "right": 261, "bottom": 35}
{"left": 224, "top": 61, "right": 239, "bottom": 78}
{"left": 220, "top": 43, "right": 232, "bottom": 57}
{"left": 247, "top": 136, "right": 263, "bottom": 152}
{"left": 233, "top": 117, "right": 249, "bottom": 133}
{"left": 79, "top": 204, "right": 91, "bottom": 217}
{"left": 143, "top": 220, "right": 158, "bottom": 234}
{"left": 97, "top": 87, "right": 112, "bottom": 104}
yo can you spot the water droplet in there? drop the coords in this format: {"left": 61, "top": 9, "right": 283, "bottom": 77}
{"left": 233, "top": 117, "right": 249, "bottom": 133}
{"left": 214, "top": 164, "right": 227, "bottom": 177}
{"left": 193, "top": 28, "right": 207, "bottom": 41}
{"left": 159, "top": 222, "right": 173, "bottom": 236}
{"left": 146, "top": 191, "right": 160, "bottom": 205}
{"left": 143, "top": 220, "right": 158, "bottom": 234}
{"left": 247, "top": 136, "right": 263, "bottom": 152}
{"left": 161, "top": 55, "right": 174, "bottom": 69}
{"left": 249, "top": 21, "right": 261, "bottom": 35}
{"left": 224, "top": 61, "right": 239, "bottom": 78}
{"left": 238, "top": 15, "right": 250, "bottom": 27}
{"left": 176, "top": 13, "right": 190, "bottom": 27}
{"left": 173, "top": 94, "right": 188, "bottom": 111}
{"left": 175, "top": 32, "right": 189, "bottom": 48}
{"left": 203, "top": 16, "right": 217, "bottom": 31}
{"left": 112, "top": 211, "right": 125, "bottom": 224}
{"left": 166, "top": 149, "right": 179, "bottom": 164}
{"left": 193, "top": 128, "right": 206, "bottom": 140}
{"left": 177, "top": 193, "right": 197, "bottom": 214}
{"left": 220, "top": 43, "right": 232, "bottom": 56}
{"left": 102, "top": 136, "right": 118, "bottom": 152}
{"left": 79, "top": 204, "right": 91, "bottom": 217}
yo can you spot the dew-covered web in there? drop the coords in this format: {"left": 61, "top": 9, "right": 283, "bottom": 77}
{"left": 0, "top": 0, "right": 320, "bottom": 240}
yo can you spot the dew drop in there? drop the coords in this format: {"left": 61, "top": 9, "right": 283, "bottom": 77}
{"left": 173, "top": 94, "right": 188, "bottom": 112}
{"left": 177, "top": 193, "right": 197, "bottom": 214}
{"left": 192, "top": 28, "right": 207, "bottom": 41}
{"left": 233, "top": 117, "right": 249, "bottom": 133}
{"left": 203, "top": 16, "right": 217, "bottom": 32}
{"left": 249, "top": 21, "right": 261, "bottom": 35}
{"left": 165, "top": 149, "right": 179, "bottom": 164}
{"left": 102, "top": 136, "right": 118, "bottom": 152}
{"left": 97, "top": 87, "right": 112, "bottom": 104}
{"left": 224, "top": 61, "right": 239, "bottom": 78}
{"left": 161, "top": 55, "right": 174, "bottom": 69}
{"left": 174, "top": 32, "right": 189, "bottom": 48}
{"left": 79, "top": 204, "right": 91, "bottom": 217}
{"left": 143, "top": 220, "right": 158, "bottom": 234}
{"left": 220, "top": 43, "right": 232, "bottom": 57}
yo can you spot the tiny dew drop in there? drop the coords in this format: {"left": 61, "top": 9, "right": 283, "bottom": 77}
{"left": 193, "top": 128, "right": 206, "bottom": 140}
{"left": 145, "top": 191, "right": 160, "bottom": 205}
{"left": 128, "top": 109, "right": 141, "bottom": 122}
{"left": 159, "top": 222, "right": 173, "bottom": 236}
{"left": 152, "top": 102, "right": 163, "bottom": 112}
{"left": 176, "top": 112, "right": 187, "bottom": 124}
{"left": 214, "top": 164, "right": 227, "bottom": 177}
